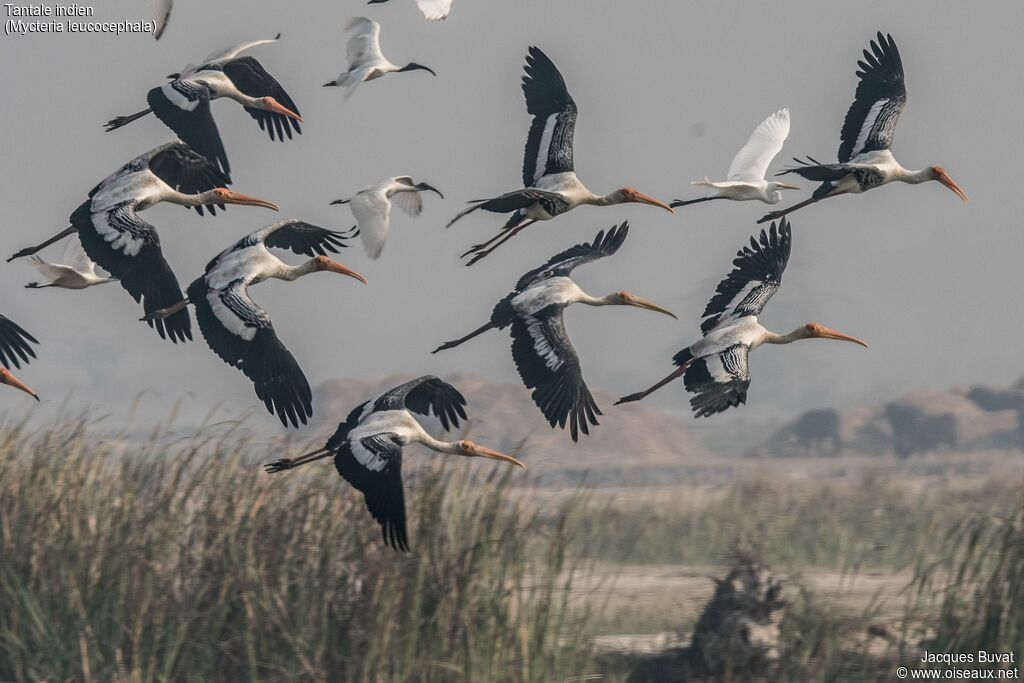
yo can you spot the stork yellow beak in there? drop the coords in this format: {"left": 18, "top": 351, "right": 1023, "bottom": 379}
{"left": 0, "top": 368, "right": 39, "bottom": 401}
{"left": 624, "top": 293, "right": 677, "bottom": 319}
{"left": 814, "top": 325, "right": 869, "bottom": 348}
{"left": 468, "top": 442, "right": 526, "bottom": 469}
{"left": 936, "top": 170, "right": 968, "bottom": 203}
{"left": 217, "top": 189, "right": 280, "bottom": 211}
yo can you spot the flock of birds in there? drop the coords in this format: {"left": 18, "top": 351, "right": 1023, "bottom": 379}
{"left": 3, "top": 4, "right": 968, "bottom": 549}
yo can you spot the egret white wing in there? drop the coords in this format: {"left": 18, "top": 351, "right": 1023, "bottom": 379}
{"left": 350, "top": 192, "right": 392, "bottom": 259}
{"left": 391, "top": 190, "right": 423, "bottom": 218}
{"left": 726, "top": 109, "right": 790, "bottom": 182}
{"left": 346, "top": 17, "right": 384, "bottom": 67}
{"left": 415, "top": 0, "right": 452, "bottom": 20}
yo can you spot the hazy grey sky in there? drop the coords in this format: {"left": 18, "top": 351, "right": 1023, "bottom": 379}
{"left": 1, "top": 0, "right": 1021, "bottom": 434}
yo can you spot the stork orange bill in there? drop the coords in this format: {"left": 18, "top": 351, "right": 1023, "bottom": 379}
{"left": 0, "top": 368, "right": 39, "bottom": 401}
{"left": 621, "top": 293, "right": 677, "bottom": 319}
{"left": 934, "top": 168, "right": 968, "bottom": 202}
{"left": 313, "top": 257, "right": 368, "bottom": 284}
{"left": 625, "top": 189, "right": 674, "bottom": 213}
{"left": 461, "top": 441, "right": 526, "bottom": 469}
{"left": 263, "top": 97, "right": 303, "bottom": 122}
{"left": 807, "top": 323, "right": 869, "bottom": 348}
{"left": 212, "top": 189, "right": 280, "bottom": 210}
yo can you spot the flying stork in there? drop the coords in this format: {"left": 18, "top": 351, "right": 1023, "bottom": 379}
{"left": 368, "top": 0, "right": 454, "bottom": 21}
{"left": 759, "top": 33, "right": 967, "bottom": 224}
{"left": 0, "top": 316, "right": 40, "bottom": 401}
{"left": 448, "top": 47, "right": 674, "bottom": 266}
{"left": 616, "top": 219, "right": 867, "bottom": 416}
{"left": 330, "top": 176, "right": 443, "bottom": 259}
{"left": 323, "top": 18, "right": 436, "bottom": 100}
{"left": 7, "top": 142, "right": 279, "bottom": 343}
{"left": 264, "top": 376, "right": 525, "bottom": 551}
{"left": 672, "top": 109, "right": 800, "bottom": 207}
{"left": 433, "top": 223, "right": 676, "bottom": 441}
{"left": 143, "top": 220, "right": 365, "bottom": 428}
{"left": 105, "top": 34, "right": 301, "bottom": 176}
{"left": 25, "top": 239, "right": 116, "bottom": 290}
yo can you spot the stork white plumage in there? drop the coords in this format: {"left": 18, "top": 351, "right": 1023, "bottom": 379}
{"left": 672, "top": 109, "right": 800, "bottom": 207}
{"left": 448, "top": 47, "right": 674, "bottom": 266}
{"left": 25, "top": 239, "right": 116, "bottom": 290}
{"left": 143, "top": 220, "right": 365, "bottom": 428}
{"left": 368, "top": 0, "right": 453, "bottom": 21}
{"left": 330, "top": 176, "right": 443, "bottom": 259}
{"left": 264, "top": 376, "right": 524, "bottom": 551}
{"left": 7, "top": 142, "right": 280, "bottom": 343}
{"left": 152, "top": 0, "right": 171, "bottom": 39}
{"left": 759, "top": 33, "right": 967, "bottom": 224}
{"left": 617, "top": 219, "right": 868, "bottom": 416}
{"left": 105, "top": 34, "right": 301, "bottom": 176}
{"left": 322, "top": 18, "right": 436, "bottom": 100}
{"left": 433, "top": 224, "right": 676, "bottom": 441}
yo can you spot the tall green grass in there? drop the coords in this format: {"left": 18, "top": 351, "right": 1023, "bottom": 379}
{"left": 0, "top": 420, "right": 601, "bottom": 682}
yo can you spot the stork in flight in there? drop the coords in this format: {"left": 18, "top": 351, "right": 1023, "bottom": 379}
{"left": 616, "top": 219, "right": 867, "bottom": 416}
{"left": 368, "top": 0, "right": 453, "bottom": 21}
{"left": 331, "top": 176, "right": 443, "bottom": 259}
{"left": 0, "top": 316, "right": 40, "bottom": 401}
{"left": 26, "top": 239, "right": 116, "bottom": 290}
{"left": 105, "top": 34, "right": 301, "bottom": 176}
{"left": 264, "top": 376, "right": 524, "bottom": 551}
{"left": 448, "top": 47, "right": 673, "bottom": 265}
{"left": 8, "top": 142, "right": 279, "bottom": 343}
{"left": 323, "top": 18, "right": 436, "bottom": 100}
{"left": 433, "top": 223, "right": 676, "bottom": 441}
{"left": 672, "top": 109, "right": 800, "bottom": 207}
{"left": 759, "top": 33, "right": 967, "bottom": 224}
{"left": 144, "top": 220, "right": 365, "bottom": 428}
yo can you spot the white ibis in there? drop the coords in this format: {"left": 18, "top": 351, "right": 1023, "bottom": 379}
{"left": 759, "top": 33, "right": 967, "bottom": 224}
{"left": 7, "top": 142, "right": 279, "bottom": 343}
{"left": 449, "top": 47, "right": 674, "bottom": 265}
{"left": 264, "top": 376, "right": 524, "bottom": 551}
{"left": 153, "top": 0, "right": 172, "bottom": 39}
{"left": 368, "top": 0, "right": 453, "bottom": 21}
{"left": 105, "top": 34, "right": 301, "bottom": 176}
{"left": 25, "top": 239, "right": 116, "bottom": 290}
{"left": 672, "top": 109, "right": 799, "bottom": 207}
{"left": 0, "top": 316, "right": 39, "bottom": 401}
{"left": 143, "top": 220, "right": 365, "bottom": 428}
{"left": 616, "top": 219, "right": 867, "bottom": 416}
{"left": 330, "top": 176, "right": 443, "bottom": 259}
{"left": 433, "top": 223, "right": 676, "bottom": 441}
{"left": 322, "top": 18, "right": 436, "bottom": 100}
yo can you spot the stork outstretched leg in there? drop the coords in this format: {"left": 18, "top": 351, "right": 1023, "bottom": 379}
{"left": 104, "top": 108, "right": 153, "bottom": 132}
{"left": 614, "top": 364, "right": 689, "bottom": 405}
{"left": 265, "top": 447, "right": 334, "bottom": 473}
{"left": 670, "top": 196, "right": 724, "bottom": 208}
{"left": 757, "top": 195, "right": 827, "bottom": 224}
{"left": 462, "top": 219, "right": 538, "bottom": 266}
{"left": 140, "top": 299, "right": 190, "bottom": 322}
{"left": 8, "top": 227, "right": 77, "bottom": 262}
{"left": 432, "top": 321, "right": 497, "bottom": 354}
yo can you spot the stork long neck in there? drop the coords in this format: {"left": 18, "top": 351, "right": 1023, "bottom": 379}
{"left": 166, "top": 188, "right": 221, "bottom": 207}
{"left": 413, "top": 428, "right": 459, "bottom": 455}
{"left": 897, "top": 167, "right": 933, "bottom": 185}
{"left": 762, "top": 326, "right": 813, "bottom": 345}
{"left": 578, "top": 292, "right": 618, "bottom": 307}
{"left": 275, "top": 259, "right": 319, "bottom": 281}
{"left": 589, "top": 190, "right": 624, "bottom": 207}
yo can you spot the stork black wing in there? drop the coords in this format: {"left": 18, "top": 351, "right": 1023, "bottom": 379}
{"left": 260, "top": 220, "right": 355, "bottom": 256}
{"left": 372, "top": 376, "right": 467, "bottom": 432}
{"left": 334, "top": 433, "right": 410, "bottom": 552}
{"left": 700, "top": 219, "right": 791, "bottom": 335}
{"left": 684, "top": 344, "right": 751, "bottom": 418}
{"left": 516, "top": 223, "right": 628, "bottom": 291}
{"left": 521, "top": 46, "right": 577, "bottom": 187}
{"left": 148, "top": 87, "right": 231, "bottom": 182}
{"left": 510, "top": 310, "right": 599, "bottom": 442}
{"left": 223, "top": 57, "right": 302, "bottom": 142}
{"left": 146, "top": 141, "right": 230, "bottom": 216}
{"left": 0, "top": 316, "right": 37, "bottom": 370}
{"left": 838, "top": 32, "right": 906, "bottom": 163}
{"left": 187, "top": 277, "right": 312, "bottom": 427}
{"left": 76, "top": 201, "right": 191, "bottom": 343}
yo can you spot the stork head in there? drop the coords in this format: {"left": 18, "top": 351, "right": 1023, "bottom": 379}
{"left": 929, "top": 166, "right": 968, "bottom": 202}
{"left": 804, "top": 323, "right": 869, "bottom": 348}
{"left": 211, "top": 188, "right": 280, "bottom": 211}
{"left": 399, "top": 62, "right": 436, "bottom": 77}
{"left": 611, "top": 291, "right": 677, "bottom": 319}
{"left": 0, "top": 368, "right": 38, "bottom": 401}
{"left": 454, "top": 440, "right": 526, "bottom": 468}
{"left": 259, "top": 97, "right": 303, "bottom": 123}
{"left": 615, "top": 188, "right": 674, "bottom": 213}
{"left": 312, "top": 256, "right": 367, "bottom": 284}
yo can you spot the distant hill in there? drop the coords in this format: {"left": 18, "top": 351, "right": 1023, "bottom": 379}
{"left": 306, "top": 374, "right": 713, "bottom": 487}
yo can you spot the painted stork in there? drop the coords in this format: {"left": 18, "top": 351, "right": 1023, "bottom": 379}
{"left": 433, "top": 223, "right": 676, "bottom": 441}
{"left": 143, "top": 220, "right": 365, "bottom": 428}
{"left": 264, "top": 376, "right": 524, "bottom": 551}
{"left": 153, "top": 0, "right": 172, "bottom": 39}
{"left": 7, "top": 142, "right": 279, "bottom": 343}
{"left": 368, "top": 0, "right": 453, "bottom": 21}
{"left": 759, "top": 33, "right": 966, "bottom": 224}
{"left": 330, "top": 176, "right": 443, "bottom": 259}
{"left": 448, "top": 47, "right": 673, "bottom": 266}
{"left": 25, "top": 239, "right": 116, "bottom": 290}
{"left": 672, "top": 109, "right": 799, "bottom": 207}
{"left": 0, "top": 316, "right": 39, "bottom": 401}
{"left": 323, "top": 18, "right": 436, "bottom": 99}
{"left": 616, "top": 219, "right": 867, "bottom": 416}
{"left": 104, "top": 34, "right": 301, "bottom": 176}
